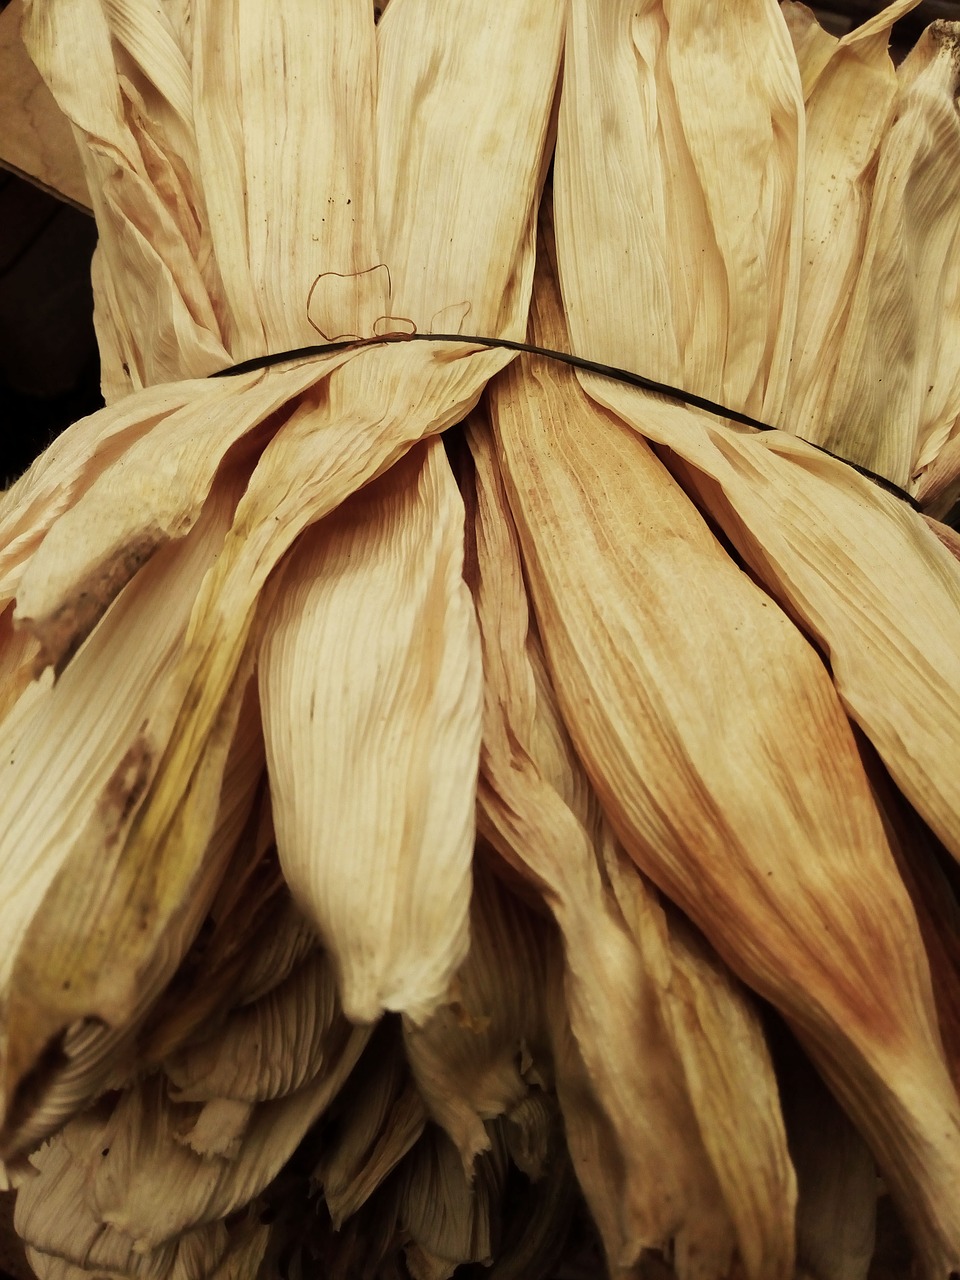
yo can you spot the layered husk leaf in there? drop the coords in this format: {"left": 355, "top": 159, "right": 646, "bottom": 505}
{"left": 314, "top": 1022, "right": 426, "bottom": 1228}
{"left": 467, "top": 410, "right": 795, "bottom": 1277}
{"left": 0, "top": 0, "right": 564, "bottom": 1136}
{"left": 776, "top": 1029, "right": 878, "bottom": 1280}
{"left": 258, "top": 438, "right": 482, "bottom": 1023}
{"left": 488, "top": 192, "right": 960, "bottom": 1271}
{"left": 401, "top": 855, "right": 552, "bottom": 1170}
{"left": 3, "top": 0, "right": 960, "bottom": 1276}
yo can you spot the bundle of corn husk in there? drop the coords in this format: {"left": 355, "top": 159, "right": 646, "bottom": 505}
{"left": 1, "top": 0, "right": 960, "bottom": 1277}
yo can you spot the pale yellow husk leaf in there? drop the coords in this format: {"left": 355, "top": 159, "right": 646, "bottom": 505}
{"left": 258, "top": 438, "right": 481, "bottom": 1023}
{"left": 814, "top": 20, "right": 960, "bottom": 487}
{"left": 1, "top": 0, "right": 564, "bottom": 1128}
{"left": 781, "top": 1, "right": 915, "bottom": 444}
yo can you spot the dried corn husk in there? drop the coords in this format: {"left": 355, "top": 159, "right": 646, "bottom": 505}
{"left": 0, "top": 468, "right": 257, "bottom": 1154}
{"left": 1, "top": 0, "right": 563, "bottom": 1138}
{"left": 398, "top": 1122, "right": 508, "bottom": 1280}
{"left": 489, "top": 192, "right": 960, "bottom": 1271}
{"left": 814, "top": 21, "right": 960, "bottom": 486}
{"left": 258, "top": 438, "right": 482, "bottom": 1023}
{"left": 163, "top": 949, "right": 346, "bottom": 1105}
{"left": 402, "top": 855, "right": 552, "bottom": 1170}
{"left": 467, "top": 408, "right": 795, "bottom": 1277}
{"left": 313, "top": 1023, "right": 426, "bottom": 1228}
{"left": 41, "top": 1027, "right": 363, "bottom": 1253}
{"left": 781, "top": 0, "right": 919, "bottom": 445}
{"left": 776, "top": 1029, "right": 878, "bottom": 1280}
{"left": 15, "top": 1101, "right": 231, "bottom": 1280}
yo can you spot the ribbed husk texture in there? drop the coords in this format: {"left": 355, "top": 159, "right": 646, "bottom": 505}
{"left": 1, "top": 0, "right": 959, "bottom": 1278}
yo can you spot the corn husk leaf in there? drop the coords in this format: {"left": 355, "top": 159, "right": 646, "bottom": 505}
{"left": 133, "top": 800, "right": 293, "bottom": 1069}
{"left": 776, "top": 1029, "right": 877, "bottom": 1280}
{"left": 557, "top": 0, "right": 960, "bottom": 870}
{"left": 2, "top": 667, "right": 264, "bottom": 1158}
{"left": 313, "top": 1022, "right": 426, "bottom": 1227}
{"left": 814, "top": 20, "right": 960, "bottom": 486}
{"left": 401, "top": 855, "right": 552, "bottom": 1170}
{"left": 163, "top": 948, "right": 345, "bottom": 1105}
{"left": 258, "top": 437, "right": 481, "bottom": 1023}
{"left": 0, "top": 0, "right": 563, "bottom": 1115}
{"left": 492, "top": 187, "right": 960, "bottom": 1272}
{"left": 398, "top": 1123, "right": 508, "bottom": 1280}
{"left": 15, "top": 1101, "right": 230, "bottom": 1280}
{"left": 782, "top": 1, "right": 916, "bottom": 446}
{"left": 0, "top": 466, "right": 255, "bottom": 1153}
{"left": 467, "top": 408, "right": 795, "bottom": 1277}
{"left": 88, "top": 1024, "right": 367, "bottom": 1249}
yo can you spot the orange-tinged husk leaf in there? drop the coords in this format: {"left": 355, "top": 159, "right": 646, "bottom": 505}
{"left": 258, "top": 438, "right": 481, "bottom": 1023}
{"left": 555, "top": 0, "right": 960, "bottom": 875}
{"left": 402, "top": 856, "right": 552, "bottom": 1170}
{"left": 489, "top": 211, "right": 960, "bottom": 1272}
{"left": 611, "top": 860, "right": 798, "bottom": 1280}
{"left": 466, "top": 411, "right": 795, "bottom": 1277}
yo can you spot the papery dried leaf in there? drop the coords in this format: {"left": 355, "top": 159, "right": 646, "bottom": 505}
{"left": 468, "top": 409, "right": 794, "bottom": 1277}
{"left": 776, "top": 1030, "right": 877, "bottom": 1280}
{"left": 816, "top": 20, "right": 960, "bottom": 486}
{"left": 89, "top": 1025, "right": 367, "bottom": 1249}
{"left": 485, "top": 1140, "right": 579, "bottom": 1280}
{"left": 13, "top": 367, "right": 337, "bottom": 673}
{"left": 2, "top": 0, "right": 562, "bottom": 1131}
{"left": 15, "top": 1102, "right": 230, "bottom": 1280}
{"left": 314, "top": 1023, "right": 426, "bottom": 1227}
{"left": 398, "top": 1123, "right": 508, "bottom": 1280}
{"left": 259, "top": 438, "right": 481, "bottom": 1023}
{"left": 3, "top": 671, "right": 264, "bottom": 1156}
{"left": 164, "top": 950, "right": 344, "bottom": 1103}
{"left": 0, "top": 467, "right": 252, "bottom": 1152}
{"left": 781, "top": 2, "right": 839, "bottom": 97}
{"left": 498, "top": 199, "right": 960, "bottom": 1272}
{"left": 134, "top": 799, "right": 289, "bottom": 1068}
{"left": 782, "top": 2, "right": 911, "bottom": 443}
{"left": 402, "top": 857, "right": 551, "bottom": 1171}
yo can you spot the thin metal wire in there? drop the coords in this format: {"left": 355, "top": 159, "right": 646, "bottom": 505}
{"left": 209, "top": 331, "right": 922, "bottom": 510}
